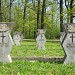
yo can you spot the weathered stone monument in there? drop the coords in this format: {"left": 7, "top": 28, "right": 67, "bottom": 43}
{"left": 36, "top": 29, "right": 46, "bottom": 50}
{"left": 60, "top": 23, "right": 75, "bottom": 64}
{"left": 20, "top": 34, "right": 23, "bottom": 41}
{"left": 13, "top": 32, "right": 21, "bottom": 46}
{"left": 0, "top": 22, "right": 14, "bottom": 63}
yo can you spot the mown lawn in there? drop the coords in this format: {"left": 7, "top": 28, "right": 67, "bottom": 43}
{"left": 11, "top": 41, "right": 64, "bottom": 57}
{"left": 0, "top": 40, "right": 75, "bottom": 75}
{"left": 0, "top": 61, "right": 75, "bottom": 75}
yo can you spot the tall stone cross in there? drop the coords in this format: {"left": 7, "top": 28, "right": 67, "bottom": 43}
{"left": 0, "top": 22, "right": 14, "bottom": 63}
{"left": 60, "top": 23, "right": 75, "bottom": 64}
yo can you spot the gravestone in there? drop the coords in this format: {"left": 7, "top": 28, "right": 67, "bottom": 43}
{"left": 0, "top": 22, "right": 14, "bottom": 63}
{"left": 20, "top": 34, "right": 23, "bottom": 41}
{"left": 13, "top": 32, "right": 21, "bottom": 46}
{"left": 60, "top": 23, "right": 75, "bottom": 64}
{"left": 36, "top": 29, "right": 46, "bottom": 50}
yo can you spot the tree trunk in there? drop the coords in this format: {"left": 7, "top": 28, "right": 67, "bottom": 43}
{"left": 9, "top": 0, "right": 12, "bottom": 22}
{"left": 65, "top": 0, "right": 74, "bottom": 23}
{"left": 23, "top": 0, "right": 27, "bottom": 38}
{"left": 60, "top": 0, "right": 64, "bottom": 32}
{"left": 41, "top": 0, "right": 46, "bottom": 29}
{"left": 0, "top": 0, "right": 2, "bottom": 22}
{"left": 23, "top": 2, "right": 26, "bottom": 20}
{"left": 31, "top": 0, "right": 36, "bottom": 38}
{"left": 32, "top": 0, "right": 36, "bottom": 10}
{"left": 65, "top": 0, "right": 70, "bottom": 23}
{"left": 37, "top": 0, "right": 40, "bottom": 29}
{"left": 70, "top": 0, "right": 74, "bottom": 23}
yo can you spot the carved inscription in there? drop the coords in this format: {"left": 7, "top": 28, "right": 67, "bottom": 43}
{"left": 66, "top": 43, "right": 75, "bottom": 48}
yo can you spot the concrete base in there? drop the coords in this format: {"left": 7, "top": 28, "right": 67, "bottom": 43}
{"left": 0, "top": 54, "right": 12, "bottom": 63}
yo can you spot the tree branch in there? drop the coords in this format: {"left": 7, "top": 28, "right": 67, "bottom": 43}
{"left": 65, "top": 0, "right": 68, "bottom": 9}
{"left": 72, "top": 4, "right": 75, "bottom": 8}
{"left": 70, "top": 0, "right": 74, "bottom": 8}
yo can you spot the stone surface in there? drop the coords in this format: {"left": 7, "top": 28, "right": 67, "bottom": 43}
{"left": 13, "top": 34, "right": 21, "bottom": 46}
{"left": 36, "top": 29, "right": 46, "bottom": 50}
{"left": 0, "top": 22, "right": 14, "bottom": 32}
{"left": 0, "top": 23, "right": 14, "bottom": 63}
{"left": 20, "top": 34, "right": 23, "bottom": 41}
{"left": 60, "top": 23, "right": 75, "bottom": 64}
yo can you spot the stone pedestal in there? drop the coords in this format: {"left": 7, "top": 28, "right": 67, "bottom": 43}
{"left": 0, "top": 22, "right": 14, "bottom": 63}
{"left": 36, "top": 29, "right": 46, "bottom": 50}
{"left": 60, "top": 23, "right": 75, "bottom": 64}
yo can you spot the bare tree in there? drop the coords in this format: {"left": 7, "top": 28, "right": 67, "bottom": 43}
{"left": 32, "top": 0, "right": 36, "bottom": 10}
{"left": 37, "top": 0, "right": 40, "bottom": 29}
{"left": 41, "top": 0, "right": 46, "bottom": 29}
{"left": 65, "top": 0, "right": 74, "bottom": 23}
{"left": 9, "top": 0, "right": 15, "bottom": 22}
{"left": 0, "top": 0, "right": 2, "bottom": 22}
{"left": 60, "top": 0, "right": 64, "bottom": 32}
{"left": 70, "top": 0, "right": 74, "bottom": 23}
{"left": 9, "top": 0, "right": 12, "bottom": 22}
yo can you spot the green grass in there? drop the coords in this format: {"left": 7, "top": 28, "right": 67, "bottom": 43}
{"left": 11, "top": 41, "right": 64, "bottom": 57}
{"left": 0, "top": 61, "right": 75, "bottom": 75}
{"left": 0, "top": 40, "right": 75, "bottom": 75}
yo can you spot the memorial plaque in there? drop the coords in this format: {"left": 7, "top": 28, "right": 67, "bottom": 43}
{"left": 60, "top": 23, "right": 75, "bottom": 64}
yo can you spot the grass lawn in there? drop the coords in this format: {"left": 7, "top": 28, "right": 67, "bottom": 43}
{"left": 0, "top": 40, "right": 75, "bottom": 75}
{"left": 0, "top": 60, "right": 75, "bottom": 75}
{"left": 11, "top": 41, "right": 64, "bottom": 57}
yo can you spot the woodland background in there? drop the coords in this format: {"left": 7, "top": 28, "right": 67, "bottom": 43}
{"left": 0, "top": 0, "right": 75, "bottom": 39}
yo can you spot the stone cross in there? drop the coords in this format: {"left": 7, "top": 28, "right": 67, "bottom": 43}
{"left": 13, "top": 33, "right": 21, "bottom": 46}
{"left": 0, "top": 22, "right": 14, "bottom": 63}
{"left": 70, "top": 34, "right": 75, "bottom": 43}
{"left": 60, "top": 23, "right": 75, "bottom": 64}
{"left": 0, "top": 31, "right": 6, "bottom": 45}
{"left": 36, "top": 29, "right": 46, "bottom": 50}
{"left": 0, "top": 31, "right": 6, "bottom": 62}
